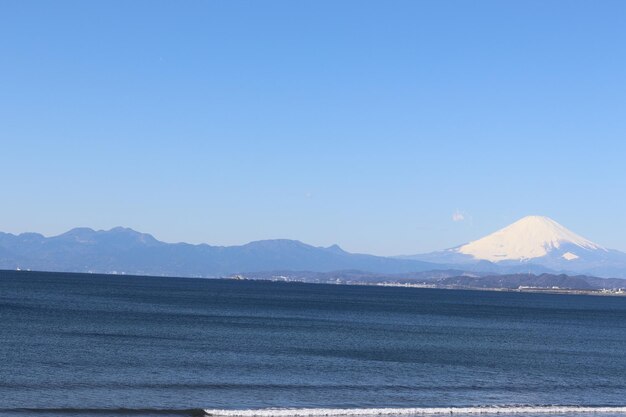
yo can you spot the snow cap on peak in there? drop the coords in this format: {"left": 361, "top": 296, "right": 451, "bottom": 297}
{"left": 456, "top": 215, "right": 604, "bottom": 262}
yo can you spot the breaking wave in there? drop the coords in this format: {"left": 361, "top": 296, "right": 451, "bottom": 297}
{"left": 203, "top": 407, "right": 626, "bottom": 417}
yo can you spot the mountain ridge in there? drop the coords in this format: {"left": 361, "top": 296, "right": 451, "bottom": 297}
{"left": 0, "top": 227, "right": 440, "bottom": 277}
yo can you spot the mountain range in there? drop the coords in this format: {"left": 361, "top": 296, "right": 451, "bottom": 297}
{"left": 1, "top": 215, "right": 626, "bottom": 279}
{"left": 0, "top": 227, "right": 438, "bottom": 277}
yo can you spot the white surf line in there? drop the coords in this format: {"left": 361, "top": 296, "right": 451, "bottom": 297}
{"left": 204, "top": 406, "right": 626, "bottom": 417}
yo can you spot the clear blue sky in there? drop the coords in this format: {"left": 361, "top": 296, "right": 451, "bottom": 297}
{"left": 1, "top": 0, "right": 625, "bottom": 255}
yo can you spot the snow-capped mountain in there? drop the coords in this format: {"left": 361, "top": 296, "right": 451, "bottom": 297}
{"left": 403, "top": 216, "right": 626, "bottom": 278}
{"left": 457, "top": 215, "right": 605, "bottom": 262}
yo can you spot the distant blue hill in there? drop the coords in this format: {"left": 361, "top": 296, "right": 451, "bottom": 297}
{"left": 0, "top": 227, "right": 440, "bottom": 277}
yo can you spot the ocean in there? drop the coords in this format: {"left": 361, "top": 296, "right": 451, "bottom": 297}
{"left": 1, "top": 271, "right": 625, "bottom": 417}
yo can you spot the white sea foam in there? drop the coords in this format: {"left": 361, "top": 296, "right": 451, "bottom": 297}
{"left": 204, "top": 406, "right": 626, "bottom": 417}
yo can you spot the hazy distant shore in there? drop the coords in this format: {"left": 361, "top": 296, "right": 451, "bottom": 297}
{"left": 2, "top": 268, "right": 625, "bottom": 297}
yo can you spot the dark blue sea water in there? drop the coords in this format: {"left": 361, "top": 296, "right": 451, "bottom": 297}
{"left": 1, "top": 271, "right": 626, "bottom": 417}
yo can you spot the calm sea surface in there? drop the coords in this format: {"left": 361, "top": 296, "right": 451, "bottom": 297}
{"left": 1, "top": 271, "right": 625, "bottom": 417}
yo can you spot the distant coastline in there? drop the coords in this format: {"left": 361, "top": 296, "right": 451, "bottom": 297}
{"left": 2, "top": 268, "right": 625, "bottom": 298}
{"left": 372, "top": 281, "right": 626, "bottom": 297}
{"left": 237, "top": 273, "right": 626, "bottom": 297}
